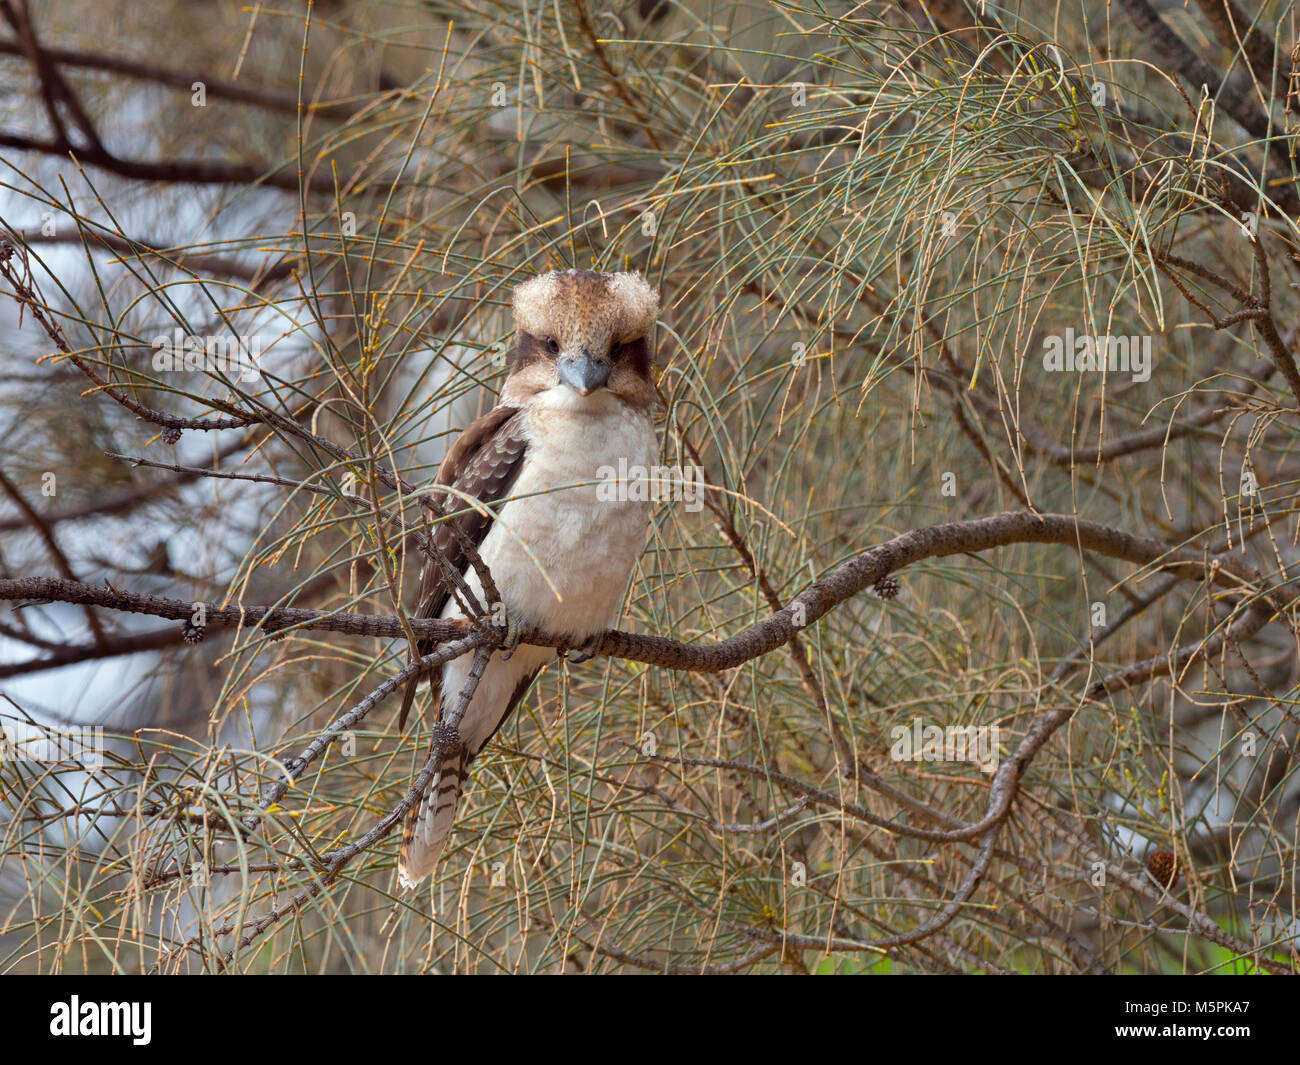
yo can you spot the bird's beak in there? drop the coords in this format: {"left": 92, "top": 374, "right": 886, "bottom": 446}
{"left": 557, "top": 351, "right": 610, "bottom": 395}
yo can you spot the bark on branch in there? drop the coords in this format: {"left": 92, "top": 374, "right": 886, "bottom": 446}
{"left": 1, "top": 511, "right": 1287, "bottom": 674}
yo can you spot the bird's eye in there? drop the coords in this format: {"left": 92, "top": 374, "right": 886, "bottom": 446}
{"left": 609, "top": 340, "right": 623, "bottom": 359}
{"left": 546, "top": 336, "right": 559, "bottom": 354}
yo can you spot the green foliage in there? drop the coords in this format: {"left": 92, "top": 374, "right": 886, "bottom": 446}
{"left": 1, "top": 0, "right": 1298, "bottom": 974}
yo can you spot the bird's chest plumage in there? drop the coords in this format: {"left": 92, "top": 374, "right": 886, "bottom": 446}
{"left": 484, "top": 402, "right": 657, "bottom": 635}
{"left": 435, "top": 399, "right": 656, "bottom": 754}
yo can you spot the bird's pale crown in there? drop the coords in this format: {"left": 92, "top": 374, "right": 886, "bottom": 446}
{"left": 512, "top": 269, "right": 659, "bottom": 355}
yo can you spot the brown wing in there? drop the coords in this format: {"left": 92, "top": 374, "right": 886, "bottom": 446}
{"left": 397, "top": 405, "right": 528, "bottom": 731}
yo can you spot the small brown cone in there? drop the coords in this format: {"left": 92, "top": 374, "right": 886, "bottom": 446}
{"left": 1146, "top": 849, "right": 1179, "bottom": 888}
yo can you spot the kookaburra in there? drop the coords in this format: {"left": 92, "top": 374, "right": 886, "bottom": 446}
{"left": 396, "top": 268, "right": 660, "bottom": 889}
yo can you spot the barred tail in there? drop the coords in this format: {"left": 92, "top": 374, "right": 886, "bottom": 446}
{"left": 397, "top": 750, "right": 467, "bottom": 889}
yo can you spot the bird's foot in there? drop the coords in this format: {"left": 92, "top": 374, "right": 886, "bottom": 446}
{"left": 495, "top": 612, "right": 523, "bottom": 660}
{"left": 567, "top": 633, "right": 606, "bottom": 664}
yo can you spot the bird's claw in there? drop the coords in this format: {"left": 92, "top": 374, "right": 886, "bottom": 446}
{"left": 567, "top": 633, "right": 605, "bottom": 664}
{"left": 496, "top": 613, "right": 522, "bottom": 660}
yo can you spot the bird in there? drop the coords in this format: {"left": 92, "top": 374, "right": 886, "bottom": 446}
{"left": 396, "top": 268, "right": 661, "bottom": 889}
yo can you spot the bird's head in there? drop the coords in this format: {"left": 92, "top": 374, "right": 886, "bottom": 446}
{"left": 503, "top": 269, "right": 659, "bottom": 411}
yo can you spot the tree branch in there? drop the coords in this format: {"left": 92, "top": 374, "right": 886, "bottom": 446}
{"left": 1, "top": 511, "right": 1285, "bottom": 675}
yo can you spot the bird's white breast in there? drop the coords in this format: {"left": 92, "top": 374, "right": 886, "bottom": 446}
{"left": 483, "top": 390, "right": 657, "bottom": 636}
{"left": 437, "top": 390, "right": 657, "bottom": 753}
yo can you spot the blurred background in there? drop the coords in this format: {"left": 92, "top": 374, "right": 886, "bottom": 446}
{"left": 0, "top": 0, "right": 1297, "bottom": 973}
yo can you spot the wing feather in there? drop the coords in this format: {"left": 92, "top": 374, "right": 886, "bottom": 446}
{"left": 397, "top": 405, "right": 528, "bottom": 731}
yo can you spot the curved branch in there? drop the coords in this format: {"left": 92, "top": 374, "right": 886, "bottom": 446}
{"left": 0, "top": 512, "right": 1284, "bottom": 674}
